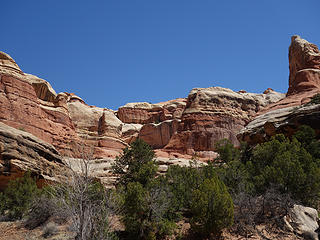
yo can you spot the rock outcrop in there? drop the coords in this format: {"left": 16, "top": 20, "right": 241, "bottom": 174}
{"left": 117, "top": 98, "right": 186, "bottom": 124}
{"left": 1, "top": 38, "right": 301, "bottom": 186}
{"left": 0, "top": 122, "right": 65, "bottom": 190}
{"left": 288, "top": 35, "right": 320, "bottom": 96}
{"left": 164, "top": 87, "right": 284, "bottom": 153}
{"left": 139, "top": 119, "right": 180, "bottom": 148}
{"left": 0, "top": 53, "right": 80, "bottom": 155}
{"left": 0, "top": 50, "right": 286, "bottom": 161}
{"left": 239, "top": 36, "right": 320, "bottom": 143}
{"left": 259, "top": 36, "right": 320, "bottom": 113}
{"left": 239, "top": 103, "right": 320, "bottom": 144}
{"left": 67, "top": 96, "right": 126, "bottom": 158}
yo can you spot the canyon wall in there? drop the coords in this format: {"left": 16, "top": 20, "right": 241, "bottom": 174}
{"left": 1, "top": 35, "right": 319, "bottom": 185}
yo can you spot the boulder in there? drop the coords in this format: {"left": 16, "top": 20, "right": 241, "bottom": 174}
{"left": 284, "top": 204, "right": 319, "bottom": 240}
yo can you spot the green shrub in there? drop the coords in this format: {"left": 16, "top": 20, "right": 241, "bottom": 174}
{"left": 215, "top": 139, "right": 240, "bottom": 163}
{"left": 0, "top": 172, "right": 39, "bottom": 220}
{"left": 190, "top": 176, "right": 234, "bottom": 238}
{"left": 24, "top": 190, "right": 63, "bottom": 229}
{"left": 112, "top": 139, "right": 157, "bottom": 187}
{"left": 309, "top": 93, "right": 320, "bottom": 104}
{"left": 113, "top": 139, "right": 176, "bottom": 239}
{"left": 165, "top": 163, "right": 203, "bottom": 211}
{"left": 249, "top": 134, "right": 320, "bottom": 205}
{"left": 122, "top": 182, "right": 148, "bottom": 238}
{"left": 294, "top": 125, "right": 320, "bottom": 159}
{"left": 121, "top": 180, "right": 175, "bottom": 239}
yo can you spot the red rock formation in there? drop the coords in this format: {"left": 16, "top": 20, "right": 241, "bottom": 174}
{"left": 0, "top": 58, "right": 79, "bottom": 155}
{"left": 0, "top": 48, "right": 289, "bottom": 167}
{"left": 259, "top": 36, "right": 320, "bottom": 114}
{"left": 117, "top": 99, "right": 186, "bottom": 124}
{"left": 164, "top": 87, "right": 284, "bottom": 153}
{"left": 139, "top": 120, "right": 180, "bottom": 148}
{"left": 239, "top": 36, "right": 320, "bottom": 144}
{"left": 0, "top": 122, "right": 66, "bottom": 190}
{"left": 288, "top": 35, "right": 320, "bottom": 96}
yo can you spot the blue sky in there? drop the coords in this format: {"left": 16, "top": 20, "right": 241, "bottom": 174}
{"left": 2, "top": 1, "right": 320, "bottom": 110}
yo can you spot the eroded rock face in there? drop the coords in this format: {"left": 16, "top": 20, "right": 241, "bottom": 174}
{"left": 261, "top": 36, "right": 320, "bottom": 113}
{"left": 164, "top": 87, "right": 285, "bottom": 153}
{"left": 25, "top": 74, "right": 57, "bottom": 102}
{"left": 121, "top": 123, "right": 143, "bottom": 143}
{"left": 0, "top": 122, "right": 65, "bottom": 190}
{"left": 139, "top": 120, "right": 180, "bottom": 148}
{"left": 0, "top": 52, "right": 22, "bottom": 75}
{"left": 0, "top": 48, "right": 290, "bottom": 185}
{"left": 117, "top": 98, "right": 187, "bottom": 124}
{"left": 0, "top": 74, "right": 78, "bottom": 155}
{"left": 239, "top": 36, "right": 320, "bottom": 144}
{"left": 238, "top": 103, "right": 320, "bottom": 144}
{"left": 67, "top": 97, "right": 127, "bottom": 158}
{"left": 288, "top": 35, "right": 320, "bottom": 96}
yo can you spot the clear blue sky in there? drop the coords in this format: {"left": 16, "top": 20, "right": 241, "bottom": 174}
{"left": 2, "top": 1, "right": 320, "bottom": 110}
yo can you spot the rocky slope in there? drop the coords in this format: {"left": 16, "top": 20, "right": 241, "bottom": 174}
{"left": 238, "top": 36, "right": 320, "bottom": 143}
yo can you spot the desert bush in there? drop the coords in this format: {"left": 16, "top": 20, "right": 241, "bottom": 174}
{"left": 215, "top": 139, "right": 240, "bottom": 163}
{"left": 294, "top": 125, "right": 320, "bottom": 159}
{"left": 24, "top": 190, "right": 67, "bottom": 229}
{"left": 250, "top": 134, "right": 320, "bottom": 206}
{"left": 309, "top": 93, "right": 320, "bottom": 104}
{"left": 190, "top": 175, "right": 234, "bottom": 238}
{"left": 165, "top": 162, "right": 203, "bottom": 211}
{"left": 121, "top": 181, "right": 176, "bottom": 240}
{"left": 51, "top": 160, "right": 118, "bottom": 240}
{"left": 112, "top": 138, "right": 157, "bottom": 187}
{"left": 232, "top": 188, "right": 293, "bottom": 237}
{"left": 0, "top": 172, "right": 39, "bottom": 220}
{"left": 114, "top": 139, "right": 175, "bottom": 239}
{"left": 216, "top": 132, "right": 320, "bottom": 207}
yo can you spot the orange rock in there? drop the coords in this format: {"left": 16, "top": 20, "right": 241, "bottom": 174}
{"left": 239, "top": 36, "right": 320, "bottom": 144}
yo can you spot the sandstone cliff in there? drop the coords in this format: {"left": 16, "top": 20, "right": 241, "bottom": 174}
{"left": 238, "top": 36, "right": 320, "bottom": 144}
{"left": 0, "top": 50, "right": 285, "bottom": 162}
{"left": 4, "top": 36, "right": 319, "bottom": 184}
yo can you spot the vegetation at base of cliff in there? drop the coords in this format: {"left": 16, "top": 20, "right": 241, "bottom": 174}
{"left": 1, "top": 126, "right": 320, "bottom": 239}
{"left": 216, "top": 125, "right": 320, "bottom": 208}
{"left": 0, "top": 172, "right": 39, "bottom": 220}
{"left": 112, "top": 139, "right": 234, "bottom": 239}
{"left": 211, "top": 125, "right": 320, "bottom": 237}
{"left": 0, "top": 167, "right": 119, "bottom": 240}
